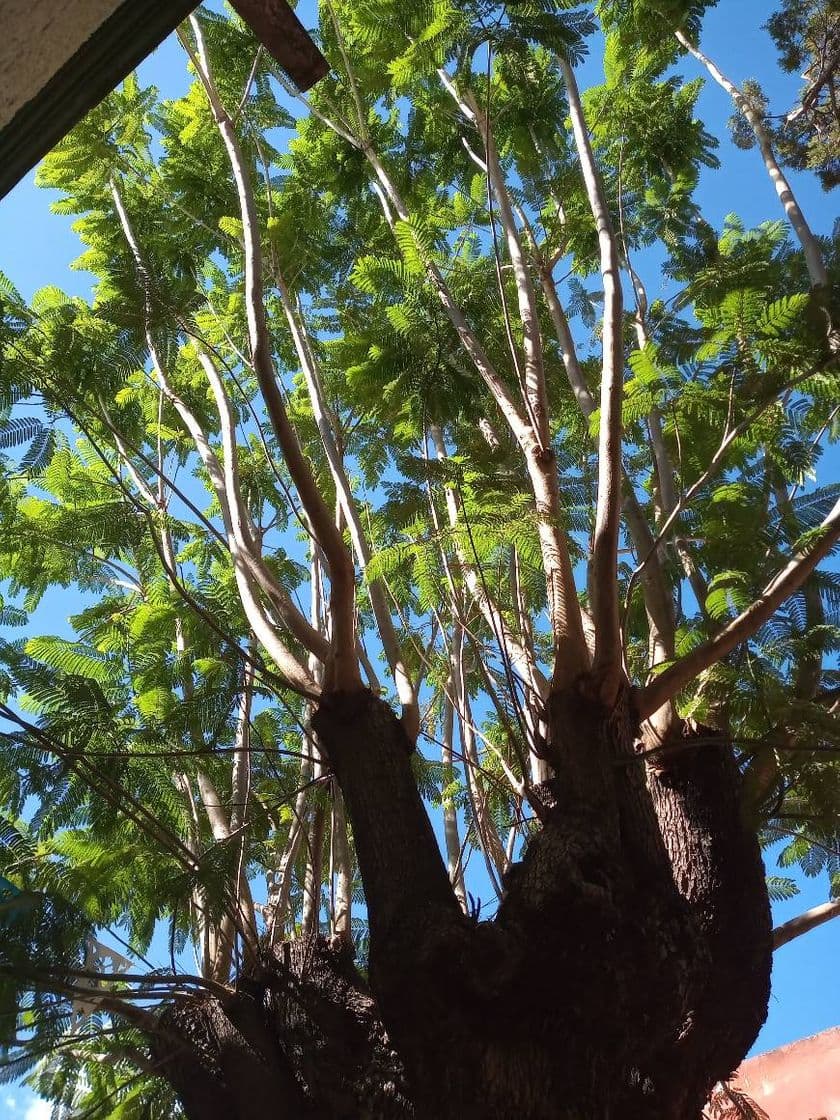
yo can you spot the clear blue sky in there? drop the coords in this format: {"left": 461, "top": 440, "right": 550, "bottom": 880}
{"left": 0, "top": 3, "right": 838, "bottom": 1115}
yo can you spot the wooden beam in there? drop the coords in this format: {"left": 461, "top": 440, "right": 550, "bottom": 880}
{"left": 0, "top": 0, "right": 196, "bottom": 200}
{"left": 0, "top": 0, "right": 328, "bottom": 201}
{"left": 229, "top": 0, "right": 328, "bottom": 92}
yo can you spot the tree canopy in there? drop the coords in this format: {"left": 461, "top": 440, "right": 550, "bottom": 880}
{"left": 0, "top": 1, "right": 838, "bottom": 1117}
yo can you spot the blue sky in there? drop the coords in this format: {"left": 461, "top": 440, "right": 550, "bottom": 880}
{"left": 0, "top": 1096, "right": 49, "bottom": 1120}
{"left": 0, "top": 1, "right": 838, "bottom": 1115}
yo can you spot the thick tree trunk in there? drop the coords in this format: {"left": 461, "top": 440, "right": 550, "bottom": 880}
{"left": 643, "top": 724, "right": 772, "bottom": 1112}
{"left": 149, "top": 689, "right": 771, "bottom": 1120}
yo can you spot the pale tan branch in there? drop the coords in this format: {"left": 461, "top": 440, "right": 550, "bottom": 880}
{"left": 110, "top": 178, "right": 319, "bottom": 696}
{"left": 325, "top": 0, "right": 369, "bottom": 138}
{"left": 109, "top": 180, "right": 229, "bottom": 512}
{"left": 451, "top": 622, "right": 507, "bottom": 892}
{"left": 195, "top": 766, "right": 257, "bottom": 980}
{"left": 266, "top": 761, "right": 310, "bottom": 944}
{"left": 676, "top": 29, "right": 828, "bottom": 289}
{"left": 187, "top": 15, "right": 360, "bottom": 691}
{"left": 230, "top": 661, "right": 255, "bottom": 837}
{"left": 773, "top": 897, "right": 840, "bottom": 949}
{"left": 429, "top": 425, "right": 549, "bottom": 706}
{"left": 276, "top": 278, "right": 419, "bottom": 735}
{"left": 510, "top": 545, "right": 551, "bottom": 784}
{"left": 364, "top": 147, "right": 533, "bottom": 446}
{"left": 440, "top": 693, "right": 468, "bottom": 913}
{"left": 196, "top": 770, "right": 232, "bottom": 844}
{"left": 560, "top": 55, "right": 625, "bottom": 700}
{"left": 330, "top": 782, "right": 354, "bottom": 941}
{"left": 461, "top": 136, "right": 532, "bottom": 432}
{"left": 227, "top": 665, "right": 258, "bottom": 976}
{"left": 195, "top": 344, "right": 329, "bottom": 664}
{"left": 638, "top": 498, "right": 840, "bottom": 718}
{"left": 532, "top": 232, "right": 676, "bottom": 676}
{"left": 538, "top": 262, "right": 596, "bottom": 418}
{"left": 303, "top": 61, "right": 588, "bottom": 684}
{"left": 302, "top": 802, "right": 326, "bottom": 939}
{"left": 468, "top": 93, "right": 550, "bottom": 446}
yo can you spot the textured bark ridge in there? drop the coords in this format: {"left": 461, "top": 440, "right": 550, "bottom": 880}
{"left": 644, "top": 723, "right": 773, "bottom": 1115}
{"left": 149, "top": 937, "right": 411, "bottom": 1119}
{"left": 151, "top": 689, "right": 771, "bottom": 1120}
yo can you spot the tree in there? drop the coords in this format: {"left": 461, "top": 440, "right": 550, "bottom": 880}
{"left": 764, "top": 0, "right": 840, "bottom": 191}
{"left": 0, "top": 2, "right": 838, "bottom": 1117}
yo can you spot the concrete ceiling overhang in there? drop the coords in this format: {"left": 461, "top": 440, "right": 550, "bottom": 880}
{"left": 0, "top": 0, "right": 327, "bottom": 200}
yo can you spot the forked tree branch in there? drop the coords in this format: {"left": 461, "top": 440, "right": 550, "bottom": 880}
{"left": 195, "top": 767, "right": 257, "bottom": 981}
{"left": 110, "top": 178, "right": 320, "bottom": 696}
{"left": 521, "top": 204, "right": 680, "bottom": 683}
{"left": 786, "top": 43, "right": 840, "bottom": 122}
{"left": 195, "top": 344, "right": 330, "bottom": 664}
{"left": 417, "top": 68, "right": 588, "bottom": 684}
{"left": 450, "top": 620, "right": 507, "bottom": 894}
{"left": 638, "top": 497, "right": 840, "bottom": 718}
{"left": 275, "top": 278, "right": 419, "bottom": 736}
{"left": 185, "top": 16, "right": 360, "bottom": 691}
{"left": 439, "top": 692, "right": 469, "bottom": 913}
{"left": 330, "top": 782, "right": 354, "bottom": 940}
{"left": 364, "top": 142, "right": 533, "bottom": 445}
{"left": 371, "top": 176, "right": 588, "bottom": 678}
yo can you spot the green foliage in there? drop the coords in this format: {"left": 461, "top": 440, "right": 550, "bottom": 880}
{"left": 0, "top": 1, "right": 838, "bottom": 1112}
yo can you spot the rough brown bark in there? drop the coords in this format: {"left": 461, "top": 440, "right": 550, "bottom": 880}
{"left": 149, "top": 938, "right": 411, "bottom": 1119}
{"left": 150, "top": 687, "right": 771, "bottom": 1120}
{"left": 642, "top": 723, "right": 773, "bottom": 1116}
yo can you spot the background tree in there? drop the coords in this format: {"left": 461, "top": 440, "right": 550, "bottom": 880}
{"left": 0, "top": 1, "right": 838, "bottom": 1118}
{"left": 740, "top": 0, "right": 840, "bottom": 191}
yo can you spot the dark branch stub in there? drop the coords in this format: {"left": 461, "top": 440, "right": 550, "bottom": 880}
{"left": 228, "top": 0, "right": 329, "bottom": 91}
